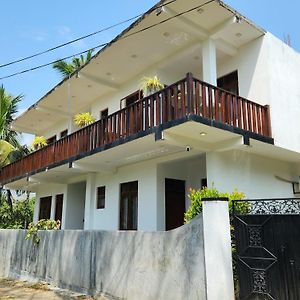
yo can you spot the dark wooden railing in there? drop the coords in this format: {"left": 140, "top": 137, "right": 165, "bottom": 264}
{"left": 0, "top": 73, "right": 271, "bottom": 185}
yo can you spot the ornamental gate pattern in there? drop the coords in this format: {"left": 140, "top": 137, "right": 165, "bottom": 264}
{"left": 233, "top": 198, "right": 300, "bottom": 300}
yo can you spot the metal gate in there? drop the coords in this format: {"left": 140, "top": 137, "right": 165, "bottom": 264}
{"left": 233, "top": 198, "right": 300, "bottom": 300}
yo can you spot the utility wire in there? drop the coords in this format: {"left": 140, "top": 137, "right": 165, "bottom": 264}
{"left": 0, "top": 0, "right": 215, "bottom": 81}
{"left": 0, "top": 0, "right": 177, "bottom": 69}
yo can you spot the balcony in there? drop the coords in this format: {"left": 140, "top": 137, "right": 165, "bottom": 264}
{"left": 0, "top": 73, "right": 272, "bottom": 186}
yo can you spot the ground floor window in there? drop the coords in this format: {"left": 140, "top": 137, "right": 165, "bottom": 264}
{"left": 119, "top": 181, "right": 138, "bottom": 230}
{"left": 39, "top": 196, "right": 52, "bottom": 220}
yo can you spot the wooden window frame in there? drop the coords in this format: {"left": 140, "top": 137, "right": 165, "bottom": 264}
{"left": 39, "top": 196, "right": 52, "bottom": 220}
{"left": 96, "top": 186, "right": 106, "bottom": 209}
{"left": 60, "top": 129, "right": 68, "bottom": 139}
{"left": 119, "top": 181, "right": 138, "bottom": 230}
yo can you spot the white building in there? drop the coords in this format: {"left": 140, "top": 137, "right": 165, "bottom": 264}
{"left": 1, "top": 0, "right": 300, "bottom": 231}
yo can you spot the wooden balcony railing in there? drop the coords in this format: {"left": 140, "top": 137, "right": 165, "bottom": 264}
{"left": 0, "top": 73, "right": 271, "bottom": 185}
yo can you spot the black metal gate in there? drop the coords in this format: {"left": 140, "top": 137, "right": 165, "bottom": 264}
{"left": 233, "top": 198, "right": 300, "bottom": 300}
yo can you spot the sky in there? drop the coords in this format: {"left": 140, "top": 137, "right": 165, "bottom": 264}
{"left": 0, "top": 0, "right": 299, "bottom": 143}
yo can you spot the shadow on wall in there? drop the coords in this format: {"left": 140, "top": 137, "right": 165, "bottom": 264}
{"left": 0, "top": 215, "right": 205, "bottom": 300}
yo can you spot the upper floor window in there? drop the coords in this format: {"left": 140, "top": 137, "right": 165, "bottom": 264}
{"left": 100, "top": 108, "right": 108, "bottom": 119}
{"left": 47, "top": 135, "right": 57, "bottom": 145}
{"left": 120, "top": 90, "right": 143, "bottom": 109}
{"left": 60, "top": 129, "right": 68, "bottom": 139}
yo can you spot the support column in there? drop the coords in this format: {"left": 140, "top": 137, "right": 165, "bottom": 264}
{"left": 202, "top": 198, "right": 234, "bottom": 300}
{"left": 202, "top": 38, "right": 217, "bottom": 86}
{"left": 84, "top": 173, "right": 96, "bottom": 229}
{"left": 50, "top": 195, "right": 56, "bottom": 220}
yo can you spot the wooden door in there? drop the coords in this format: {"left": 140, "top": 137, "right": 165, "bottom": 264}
{"left": 217, "top": 70, "right": 239, "bottom": 95}
{"left": 120, "top": 181, "right": 138, "bottom": 230}
{"left": 55, "top": 194, "right": 63, "bottom": 226}
{"left": 165, "top": 178, "right": 186, "bottom": 230}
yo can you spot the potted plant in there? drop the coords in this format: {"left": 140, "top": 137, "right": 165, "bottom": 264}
{"left": 32, "top": 136, "right": 48, "bottom": 150}
{"left": 74, "top": 112, "right": 96, "bottom": 128}
{"left": 141, "top": 75, "right": 164, "bottom": 96}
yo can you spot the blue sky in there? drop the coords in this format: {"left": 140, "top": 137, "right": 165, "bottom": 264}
{"left": 0, "top": 0, "right": 299, "bottom": 114}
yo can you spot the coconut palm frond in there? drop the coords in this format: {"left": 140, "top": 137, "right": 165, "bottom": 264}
{"left": 53, "top": 49, "right": 94, "bottom": 78}
{"left": 53, "top": 60, "right": 75, "bottom": 77}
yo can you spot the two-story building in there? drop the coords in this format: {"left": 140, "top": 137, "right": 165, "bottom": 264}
{"left": 1, "top": 0, "right": 300, "bottom": 231}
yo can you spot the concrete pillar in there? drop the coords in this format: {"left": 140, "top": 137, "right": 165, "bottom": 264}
{"left": 84, "top": 173, "right": 96, "bottom": 229}
{"left": 33, "top": 198, "right": 40, "bottom": 222}
{"left": 202, "top": 38, "right": 217, "bottom": 86}
{"left": 202, "top": 198, "right": 234, "bottom": 300}
{"left": 50, "top": 195, "right": 56, "bottom": 220}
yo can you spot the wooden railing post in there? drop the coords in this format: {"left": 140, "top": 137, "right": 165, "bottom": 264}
{"left": 264, "top": 104, "right": 272, "bottom": 137}
{"left": 186, "top": 72, "right": 194, "bottom": 114}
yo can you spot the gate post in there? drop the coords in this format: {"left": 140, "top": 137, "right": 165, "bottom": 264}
{"left": 202, "top": 198, "right": 234, "bottom": 300}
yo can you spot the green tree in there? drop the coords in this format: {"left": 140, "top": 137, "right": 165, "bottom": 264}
{"left": 0, "top": 85, "right": 30, "bottom": 207}
{"left": 52, "top": 49, "right": 94, "bottom": 78}
{"left": 0, "top": 85, "right": 23, "bottom": 148}
{"left": 0, "top": 195, "right": 35, "bottom": 229}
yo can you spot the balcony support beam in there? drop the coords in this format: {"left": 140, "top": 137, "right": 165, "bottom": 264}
{"left": 202, "top": 38, "right": 217, "bottom": 86}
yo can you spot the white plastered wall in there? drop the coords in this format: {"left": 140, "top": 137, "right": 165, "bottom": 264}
{"left": 34, "top": 184, "right": 67, "bottom": 226}
{"left": 206, "top": 150, "right": 295, "bottom": 198}
{"left": 86, "top": 160, "right": 157, "bottom": 231}
{"left": 156, "top": 155, "right": 206, "bottom": 230}
{"left": 218, "top": 33, "right": 300, "bottom": 153}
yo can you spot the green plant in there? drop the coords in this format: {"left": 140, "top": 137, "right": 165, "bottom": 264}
{"left": 184, "top": 185, "right": 248, "bottom": 223}
{"left": 74, "top": 112, "right": 96, "bottom": 127}
{"left": 141, "top": 75, "right": 164, "bottom": 96}
{"left": 0, "top": 196, "right": 35, "bottom": 229}
{"left": 32, "top": 136, "right": 48, "bottom": 150}
{"left": 25, "top": 219, "right": 60, "bottom": 245}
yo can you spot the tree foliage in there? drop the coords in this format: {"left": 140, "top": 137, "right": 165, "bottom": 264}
{"left": 0, "top": 196, "right": 35, "bottom": 229}
{"left": 184, "top": 186, "right": 248, "bottom": 223}
{"left": 52, "top": 49, "right": 94, "bottom": 78}
{"left": 25, "top": 219, "right": 60, "bottom": 245}
{"left": 0, "top": 85, "right": 30, "bottom": 207}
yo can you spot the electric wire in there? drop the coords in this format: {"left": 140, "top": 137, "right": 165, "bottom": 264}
{"left": 0, "top": 0, "right": 215, "bottom": 81}
{"left": 0, "top": 0, "right": 177, "bottom": 69}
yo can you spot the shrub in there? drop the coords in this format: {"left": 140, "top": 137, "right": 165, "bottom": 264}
{"left": 184, "top": 186, "right": 247, "bottom": 223}
{"left": 0, "top": 197, "right": 35, "bottom": 229}
{"left": 25, "top": 219, "right": 60, "bottom": 245}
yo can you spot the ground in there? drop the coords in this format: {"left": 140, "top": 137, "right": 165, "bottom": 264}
{"left": 0, "top": 278, "right": 109, "bottom": 300}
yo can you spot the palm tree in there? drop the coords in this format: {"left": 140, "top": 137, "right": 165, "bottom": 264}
{"left": 0, "top": 85, "right": 23, "bottom": 148}
{"left": 0, "top": 86, "right": 30, "bottom": 208}
{"left": 52, "top": 49, "right": 94, "bottom": 78}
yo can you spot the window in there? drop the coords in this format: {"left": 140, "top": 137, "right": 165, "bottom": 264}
{"left": 201, "top": 178, "right": 207, "bottom": 189}
{"left": 120, "top": 181, "right": 138, "bottom": 230}
{"left": 39, "top": 196, "right": 52, "bottom": 220}
{"left": 120, "top": 90, "right": 143, "bottom": 109}
{"left": 97, "top": 186, "right": 106, "bottom": 209}
{"left": 47, "top": 135, "right": 56, "bottom": 145}
{"left": 60, "top": 129, "right": 68, "bottom": 139}
{"left": 100, "top": 108, "right": 108, "bottom": 119}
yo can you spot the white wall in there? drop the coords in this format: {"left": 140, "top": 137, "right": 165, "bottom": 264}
{"left": 218, "top": 33, "right": 300, "bottom": 153}
{"left": 206, "top": 150, "right": 295, "bottom": 198}
{"left": 86, "top": 160, "right": 157, "bottom": 231}
{"left": 84, "top": 154, "right": 206, "bottom": 231}
{"left": 34, "top": 184, "right": 67, "bottom": 225}
{"left": 156, "top": 155, "right": 206, "bottom": 230}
